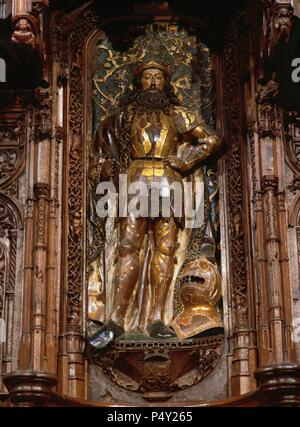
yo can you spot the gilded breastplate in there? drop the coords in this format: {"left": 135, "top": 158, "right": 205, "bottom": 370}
{"left": 131, "top": 110, "right": 178, "bottom": 158}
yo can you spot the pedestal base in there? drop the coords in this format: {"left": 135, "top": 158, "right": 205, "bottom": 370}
{"left": 88, "top": 332, "right": 224, "bottom": 401}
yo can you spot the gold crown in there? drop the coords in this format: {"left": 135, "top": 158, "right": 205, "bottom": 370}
{"left": 136, "top": 60, "right": 173, "bottom": 78}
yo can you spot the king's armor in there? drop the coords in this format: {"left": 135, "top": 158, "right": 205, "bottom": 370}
{"left": 128, "top": 107, "right": 201, "bottom": 216}
{"left": 88, "top": 60, "right": 223, "bottom": 350}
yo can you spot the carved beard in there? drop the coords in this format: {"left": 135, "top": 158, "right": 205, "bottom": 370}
{"left": 135, "top": 88, "right": 172, "bottom": 125}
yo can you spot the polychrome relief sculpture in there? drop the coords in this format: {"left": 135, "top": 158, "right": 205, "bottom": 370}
{"left": 87, "top": 25, "right": 224, "bottom": 395}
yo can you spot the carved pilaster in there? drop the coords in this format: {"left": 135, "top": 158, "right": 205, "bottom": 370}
{"left": 222, "top": 12, "right": 256, "bottom": 396}
{"left": 260, "top": 175, "right": 284, "bottom": 363}
{"left": 18, "top": 86, "right": 57, "bottom": 377}
{"left": 259, "top": 172, "right": 295, "bottom": 364}
{"left": 56, "top": 6, "right": 98, "bottom": 398}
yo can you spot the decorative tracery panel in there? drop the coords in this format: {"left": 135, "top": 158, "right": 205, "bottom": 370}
{"left": 0, "top": 194, "right": 22, "bottom": 392}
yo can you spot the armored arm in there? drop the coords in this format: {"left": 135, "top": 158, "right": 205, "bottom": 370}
{"left": 165, "top": 122, "right": 223, "bottom": 174}
{"left": 90, "top": 112, "right": 124, "bottom": 178}
{"left": 182, "top": 122, "right": 222, "bottom": 173}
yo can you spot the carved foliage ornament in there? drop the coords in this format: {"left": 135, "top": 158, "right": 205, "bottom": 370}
{"left": 0, "top": 194, "right": 21, "bottom": 354}
{"left": 0, "top": 117, "right": 25, "bottom": 198}
{"left": 67, "top": 8, "right": 98, "bottom": 327}
{"left": 222, "top": 16, "right": 249, "bottom": 327}
{"left": 284, "top": 113, "right": 300, "bottom": 175}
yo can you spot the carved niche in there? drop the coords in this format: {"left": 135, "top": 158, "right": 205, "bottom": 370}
{"left": 0, "top": 107, "right": 25, "bottom": 391}
{"left": 84, "top": 21, "right": 224, "bottom": 401}
{"left": 61, "top": 3, "right": 253, "bottom": 402}
{"left": 0, "top": 194, "right": 22, "bottom": 391}
{"left": 57, "top": 0, "right": 224, "bottom": 400}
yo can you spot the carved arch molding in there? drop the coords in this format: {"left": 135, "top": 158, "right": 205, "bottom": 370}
{"left": 58, "top": 4, "right": 253, "bottom": 402}
{"left": 0, "top": 113, "right": 24, "bottom": 393}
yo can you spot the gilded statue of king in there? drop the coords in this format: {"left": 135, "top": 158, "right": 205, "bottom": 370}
{"left": 88, "top": 54, "right": 223, "bottom": 351}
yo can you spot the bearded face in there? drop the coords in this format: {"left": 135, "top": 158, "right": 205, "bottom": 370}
{"left": 136, "top": 86, "right": 172, "bottom": 112}
{"left": 134, "top": 68, "right": 173, "bottom": 118}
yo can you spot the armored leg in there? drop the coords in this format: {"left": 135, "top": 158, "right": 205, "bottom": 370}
{"left": 89, "top": 214, "right": 146, "bottom": 351}
{"left": 148, "top": 217, "right": 178, "bottom": 338}
{"left": 111, "top": 214, "right": 147, "bottom": 327}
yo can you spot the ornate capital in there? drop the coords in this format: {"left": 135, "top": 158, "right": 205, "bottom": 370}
{"left": 261, "top": 175, "right": 279, "bottom": 192}
{"left": 33, "top": 183, "right": 50, "bottom": 199}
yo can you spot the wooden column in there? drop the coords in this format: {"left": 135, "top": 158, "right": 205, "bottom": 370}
{"left": 246, "top": 0, "right": 300, "bottom": 405}
{"left": 220, "top": 11, "right": 258, "bottom": 396}
{"left": 4, "top": 76, "right": 59, "bottom": 407}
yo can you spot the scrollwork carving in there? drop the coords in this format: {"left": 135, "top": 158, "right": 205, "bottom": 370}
{"left": 261, "top": 175, "right": 279, "bottom": 240}
{"left": 288, "top": 176, "right": 300, "bottom": 194}
{"left": 0, "top": 115, "right": 26, "bottom": 198}
{"left": 284, "top": 113, "right": 300, "bottom": 175}
{"left": 67, "top": 8, "right": 98, "bottom": 327}
{"left": 34, "top": 183, "right": 50, "bottom": 246}
{"left": 0, "top": 193, "right": 22, "bottom": 381}
{"left": 223, "top": 15, "right": 249, "bottom": 328}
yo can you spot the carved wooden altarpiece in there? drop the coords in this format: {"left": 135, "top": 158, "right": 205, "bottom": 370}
{"left": 1, "top": 0, "right": 300, "bottom": 407}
